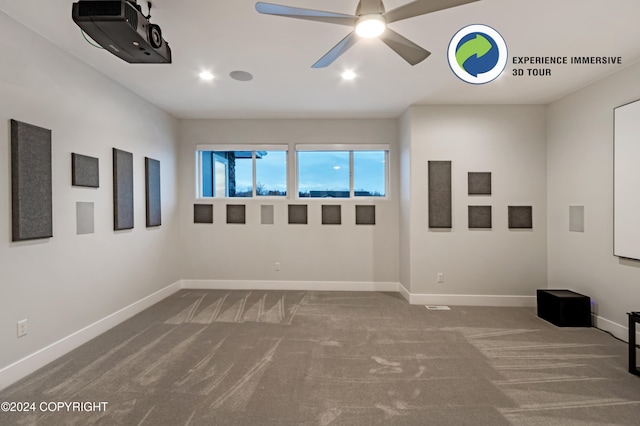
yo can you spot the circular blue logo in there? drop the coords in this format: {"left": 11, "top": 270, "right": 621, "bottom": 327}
{"left": 448, "top": 25, "right": 507, "bottom": 84}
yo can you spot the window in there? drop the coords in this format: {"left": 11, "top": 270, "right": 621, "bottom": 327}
{"left": 298, "top": 151, "right": 350, "bottom": 198}
{"left": 353, "top": 150, "right": 386, "bottom": 197}
{"left": 197, "top": 145, "right": 287, "bottom": 198}
{"left": 296, "top": 145, "right": 388, "bottom": 198}
{"left": 256, "top": 150, "right": 287, "bottom": 196}
{"left": 196, "top": 144, "right": 388, "bottom": 199}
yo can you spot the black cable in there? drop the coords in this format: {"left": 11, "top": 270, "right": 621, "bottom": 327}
{"left": 593, "top": 325, "right": 640, "bottom": 349}
{"left": 146, "top": 1, "right": 152, "bottom": 19}
{"left": 80, "top": 29, "right": 104, "bottom": 49}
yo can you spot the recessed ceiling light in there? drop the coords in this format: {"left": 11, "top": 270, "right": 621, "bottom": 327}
{"left": 355, "top": 14, "right": 386, "bottom": 39}
{"left": 230, "top": 70, "right": 253, "bottom": 81}
{"left": 342, "top": 70, "right": 356, "bottom": 80}
{"left": 199, "top": 70, "right": 214, "bottom": 81}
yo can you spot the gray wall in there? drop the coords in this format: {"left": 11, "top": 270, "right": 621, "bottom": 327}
{"left": 547, "top": 60, "right": 640, "bottom": 337}
{"left": 178, "top": 119, "right": 400, "bottom": 284}
{"left": 0, "top": 12, "right": 182, "bottom": 370}
{"left": 400, "top": 105, "right": 548, "bottom": 300}
{"left": 399, "top": 110, "right": 412, "bottom": 291}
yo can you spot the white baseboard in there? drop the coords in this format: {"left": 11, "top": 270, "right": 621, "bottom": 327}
{"left": 182, "top": 279, "right": 399, "bottom": 293}
{"left": 593, "top": 314, "right": 639, "bottom": 343}
{"left": 398, "top": 284, "right": 536, "bottom": 307}
{"left": 398, "top": 283, "right": 411, "bottom": 303}
{"left": 0, "top": 280, "right": 183, "bottom": 392}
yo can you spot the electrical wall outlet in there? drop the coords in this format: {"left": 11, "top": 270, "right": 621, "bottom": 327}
{"left": 17, "top": 319, "right": 28, "bottom": 338}
{"left": 437, "top": 273, "right": 444, "bottom": 283}
{"left": 275, "top": 262, "right": 281, "bottom": 271}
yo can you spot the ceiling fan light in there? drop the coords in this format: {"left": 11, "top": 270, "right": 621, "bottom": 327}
{"left": 355, "top": 14, "right": 386, "bottom": 38}
{"left": 199, "top": 70, "right": 214, "bottom": 81}
{"left": 341, "top": 70, "right": 357, "bottom": 80}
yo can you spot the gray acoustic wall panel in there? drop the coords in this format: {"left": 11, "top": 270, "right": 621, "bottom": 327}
{"left": 428, "top": 161, "right": 452, "bottom": 228}
{"left": 72, "top": 153, "right": 99, "bottom": 188}
{"left": 569, "top": 205, "right": 585, "bottom": 232}
{"left": 145, "top": 157, "right": 161, "bottom": 227}
{"left": 194, "top": 204, "right": 213, "bottom": 224}
{"left": 508, "top": 206, "right": 533, "bottom": 229}
{"left": 11, "top": 119, "right": 53, "bottom": 241}
{"left": 469, "top": 206, "right": 492, "bottom": 229}
{"left": 227, "top": 204, "right": 246, "bottom": 224}
{"left": 288, "top": 204, "right": 308, "bottom": 224}
{"left": 468, "top": 172, "right": 491, "bottom": 195}
{"left": 76, "top": 202, "right": 95, "bottom": 235}
{"left": 113, "top": 148, "right": 134, "bottom": 230}
{"left": 322, "top": 205, "right": 341, "bottom": 225}
{"left": 261, "top": 205, "right": 274, "bottom": 225}
{"left": 355, "top": 205, "right": 376, "bottom": 225}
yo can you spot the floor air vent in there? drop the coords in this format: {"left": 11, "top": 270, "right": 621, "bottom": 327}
{"left": 425, "top": 305, "right": 451, "bottom": 311}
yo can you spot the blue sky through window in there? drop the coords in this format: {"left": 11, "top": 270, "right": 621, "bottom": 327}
{"left": 256, "top": 151, "right": 287, "bottom": 195}
{"left": 298, "top": 151, "right": 350, "bottom": 197}
{"left": 233, "top": 155, "right": 252, "bottom": 196}
{"left": 354, "top": 151, "right": 386, "bottom": 197}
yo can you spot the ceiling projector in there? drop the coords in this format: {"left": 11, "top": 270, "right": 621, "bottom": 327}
{"left": 72, "top": 0, "right": 171, "bottom": 64}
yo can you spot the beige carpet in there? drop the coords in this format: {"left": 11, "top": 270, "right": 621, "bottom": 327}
{"left": 1, "top": 290, "right": 639, "bottom": 425}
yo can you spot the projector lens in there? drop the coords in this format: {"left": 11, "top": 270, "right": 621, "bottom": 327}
{"left": 149, "top": 25, "right": 162, "bottom": 49}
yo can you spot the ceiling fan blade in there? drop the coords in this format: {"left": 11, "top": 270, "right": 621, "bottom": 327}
{"left": 384, "top": 0, "right": 479, "bottom": 24}
{"left": 379, "top": 28, "right": 430, "bottom": 65}
{"left": 356, "top": 0, "right": 385, "bottom": 15}
{"left": 255, "top": 2, "right": 357, "bottom": 26}
{"left": 312, "top": 32, "right": 359, "bottom": 68}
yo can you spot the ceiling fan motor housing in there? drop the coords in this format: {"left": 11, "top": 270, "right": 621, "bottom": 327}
{"left": 355, "top": 14, "right": 387, "bottom": 38}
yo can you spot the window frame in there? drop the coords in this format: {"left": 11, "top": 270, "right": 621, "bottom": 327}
{"left": 295, "top": 144, "right": 390, "bottom": 200}
{"left": 196, "top": 144, "right": 288, "bottom": 199}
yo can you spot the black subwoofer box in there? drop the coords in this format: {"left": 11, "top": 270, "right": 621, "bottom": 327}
{"left": 537, "top": 289, "right": 591, "bottom": 327}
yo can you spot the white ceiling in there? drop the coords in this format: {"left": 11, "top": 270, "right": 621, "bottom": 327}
{"left": 2, "top": 0, "right": 640, "bottom": 119}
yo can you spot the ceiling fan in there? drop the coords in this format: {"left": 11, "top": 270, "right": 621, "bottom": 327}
{"left": 255, "top": 0, "right": 480, "bottom": 68}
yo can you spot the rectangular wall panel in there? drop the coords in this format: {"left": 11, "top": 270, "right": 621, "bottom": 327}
{"left": 11, "top": 119, "right": 53, "bottom": 241}
{"left": 261, "top": 205, "right": 274, "bottom": 225}
{"left": 428, "top": 161, "right": 452, "bottom": 228}
{"left": 614, "top": 99, "right": 640, "bottom": 259}
{"left": 569, "top": 205, "right": 584, "bottom": 233}
{"left": 469, "top": 205, "right": 492, "bottom": 229}
{"left": 194, "top": 204, "right": 213, "bottom": 223}
{"left": 72, "top": 153, "right": 99, "bottom": 188}
{"left": 227, "top": 204, "right": 246, "bottom": 224}
{"left": 288, "top": 204, "right": 307, "bottom": 224}
{"left": 508, "top": 206, "right": 533, "bottom": 229}
{"left": 322, "top": 205, "right": 341, "bottom": 225}
{"left": 468, "top": 172, "right": 491, "bottom": 195}
{"left": 113, "top": 148, "right": 134, "bottom": 230}
{"left": 76, "top": 202, "right": 95, "bottom": 235}
{"left": 145, "top": 157, "right": 161, "bottom": 227}
{"left": 355, "top": 205, "right": 376, "bottom": 225}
